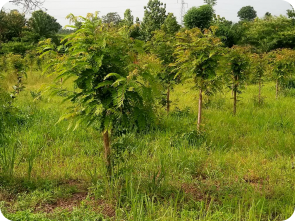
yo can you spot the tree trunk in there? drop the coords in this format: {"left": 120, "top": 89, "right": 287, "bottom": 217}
{"left": 276, "top": 79, "right": 279, "bottom": 99}
{"left": 258, "top": 80, "right": 261, "bottom": 104}
{"left": 103, "top": 131, "right": 111, "bottom": 177}
{"left": 233, "top": 76, "right": 238, "bottom": 115}
{"left": 167, "top": 86, "right": 170, "bottom": 114}
{"left": 233, "top": 88, "right": 237, "bottom": 115}
{"left": 197, "top": 88, "right": 202, "bottom": 130}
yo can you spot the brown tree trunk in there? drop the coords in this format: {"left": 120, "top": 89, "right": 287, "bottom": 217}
{"left": 276, "top": 79, "right": 279, "bottom": 99}
{"left": 103, "top": 131, "right": 111, "bottom": 177}
{"left": 233, "top": 88, "right": 237, "bottom": 115}
{"left": 197, "top": 88, "right": 202, "bottom": 130}
{"left": 258, "top": 80, "right": 261, "bottom": 104}
{"left": 167, "top": 86, "right": 170, "bottom": 113}
{"left": 233, "top": 76, "right": 238, "bottom": 115}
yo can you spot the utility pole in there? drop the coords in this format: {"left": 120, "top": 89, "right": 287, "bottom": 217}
{"left": 178, "top": 0, "right": 188, "bottom": 26}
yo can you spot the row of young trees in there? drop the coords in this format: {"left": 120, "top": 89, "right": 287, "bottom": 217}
{"left": 31, "top": 11, "right": 295, "bottom": 176}
{"left": 1, "top": 0, "right": 295, "bottom": 177}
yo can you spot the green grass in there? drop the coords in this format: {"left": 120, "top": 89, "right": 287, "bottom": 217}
{"left": 1, "top": 71, "right": 295, "bottom": 220}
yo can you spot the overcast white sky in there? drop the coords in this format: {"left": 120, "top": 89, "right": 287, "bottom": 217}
{"left": 1, "top": 0, "right": 294, "bottom": 27}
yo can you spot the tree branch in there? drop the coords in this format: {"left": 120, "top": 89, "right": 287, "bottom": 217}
{"left": 9, "top": 0, "right": 46, "bottom": 13}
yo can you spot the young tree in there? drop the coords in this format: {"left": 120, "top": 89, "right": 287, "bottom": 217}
{"left": 250, "top": 53, "right": 268, "bottom": 104}
{"left": 141, "top": 0, "right": 167, "bottom": 40}
{"left": 173, "top": 27, "right": 223, "bottom": 129}
{"left": 223, "top": 46, "right": 251, "bottom": 115}
{"left": 43, "top": 13, "right": 160, "bottom": 177}
{"left": 183, "top": 5, "right": 214, "bottom": 30}
{"left": 24, "top": 10, "right": 61, "bottom": 43}
{"left": 267, "top": 49, "right": 295, "bottom": 99}
{"left": 147, "top": 19, "right": 179, "bottom": 113}
{"left": 237, "top": 6, "right": 257, "bottom": 21}
{"left": 102, "top": 12, "right": 121, "bottom": 25}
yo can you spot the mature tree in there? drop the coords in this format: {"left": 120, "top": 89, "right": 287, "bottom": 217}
{"left": 173, "top": 27, "right": 223, "bottom": 129}
{"left": 122, "top": 9, "right": 134, "bottom": 27}
{"left": 237, "top": 6, "right": 257, "bottom": 21}
{"left": 161, "top": 13, "right": 180, "bottom": 35}
{"left": 183, "top": 5, "right": 214, "bottom": 30}
{"left": 102, "top": 12, "right": 121, "bottom": 25}
{"left": 0, "top": 10, "right": 6, "bottom": 41}
{"left": 241, "top": 16, "right": 295, "bottom": 52}
{"left": 212, "top": 15, "right": 235, "bottom": 47}
{"left": 204, "top": 0, "right": 217, "bottom": 6}
{"left": 43, "top": 13, "right": 160, "bottom": 177}
{"left": 25, "top": 10, "right": 61, "bottom": 43}
{"left": 141, "top": 0, "right": 167, "bottom": 40}
{"left": 0, "top": 10, "right": 26, "bottom": 42}
{"left": 9, "top": 0, "right": 44, "bottom": 13}
{"left": 287, "top": 4, "right": 295, "bottom": 20}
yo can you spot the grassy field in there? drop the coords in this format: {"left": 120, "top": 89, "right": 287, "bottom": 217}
{"left": 0, "top": 71, "right": 295, "bottom": 220}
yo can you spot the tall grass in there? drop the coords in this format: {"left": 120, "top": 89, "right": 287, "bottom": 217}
{"left": 0, "top": 71, "right": 294, "bottom": 220}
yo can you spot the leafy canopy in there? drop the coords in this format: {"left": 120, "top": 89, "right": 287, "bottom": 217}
{"left": 24, "top": 10, "right": 61, "bottom": 43}
{"left": 237, "top": 6, "right": 257, "bottom": 21}
{"left": 241, "top": 16, "right": 295, "bottom": 52}
{"left": 141, "top": 0, "right": 167, "bottom": 40}
{"left": 173, "top": 27, "right": 223, "bottom": 94}
{"left": 161, "top": 13, "right": 180, "bottom": 35}
{"left": 102, "top": 12, "right": 121, "bottom": 25}
{"left": 183, "top": 5, "right": 214, "bottom": 30}
{"left": 0, "top": 10, "right": 26, "bottom": 42}
{"left": 204, "top": 0, "right": 217, "bottom": 6}
{"left": 44, "top": 13, "right": 161, "bottom": 132}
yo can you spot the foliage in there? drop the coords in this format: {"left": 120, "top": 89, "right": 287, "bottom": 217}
{"left": 0, "top": 9, "right": 26, "bottom": 42}
{"left": 267, "top": 48, "right": 295, "bottom": 97}
{"left": 121, "top": 9, "right": 134, "bottom": 27}
{"left": 141, "top": 0, "right": 167, "bottom": 41}
{"left": 0, "top": 41, "right": 33, "bottom": 55}
{"left": 173, "top": 27, "right": 223, "bottom": 94}
{"left": 212, "top": 15, "right": 235, "bottom": 47}
{"left": 44, "top": 13, "right": 160, "bottom": 133}
{"left": 102, "top": 12, "right": 121, "bottom": 25}
{"left": 183, "top": 5, "right": 214, "bottom": 30}
{"left": 237, "top": 6, "right": 257, "bottom": 21}
{"left": 286, "top": 4, "right": 295, "bottom": 20}
{"left": 173, "top": 27, "right": 223, "bottom": 128}
{"left": 204, "top": 0, "right": 217, "bottom": 6}
{"left": 222, "top": 46, "right": 251, "bottom": 114}
{"left": 161, "top": 13, "right": 180, "bottom": 35}
{"left": 241, "top": 16, "right": 295, "bottom": 52}
{"left": 147, "top": 28, "right": 179, "bottom": 111}
{"left": 24, "top": 10, "right": 61, "bottom": 43}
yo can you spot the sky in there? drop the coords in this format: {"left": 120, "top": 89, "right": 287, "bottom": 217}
{"left": 0, "top": 0, "right": 293, "bottom": 28}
